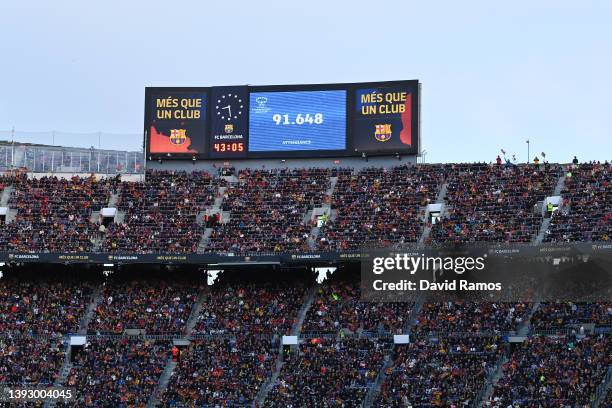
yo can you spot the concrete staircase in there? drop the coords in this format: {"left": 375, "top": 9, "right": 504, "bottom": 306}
{"left": 5, "top": 208, "right": 17, "bottom": 223}
{"left": 534, "top": 174, "right": 566, "bottom": 244}
{"left": 362, "top": 296, "right": 425, "bottom": 407}
{"left": 593, "top": 367, "right": 612, "bottom": 407}
{"left": 254, "top": 341, "right": 284, "bottom": 405}
{"left": 553, "top": 174, "right": 566, "bottom": 196}
{"left": 256, "top": 284, "right": 317, "bottom": 406}
{"left": 185, "top": 292, "right": 207, "bottom": 334}
{"left": 535, "top": 217, "right": 552, "bottom": 244}
{"left": 197, "top": 187, "right": 226, "bottom": 253}
{"left": 79, "top": 285, "right": 104, "bottom": 334}
{"left": 362, "top": 356, "right": 393, "bottom": 407}
{"left": 0, "top": 185, "right": 13, "bottom": 206}
{"left": 307, "top": 176, "right": 338, "bottom": 249}
{"left": 517, "top": 301, "right": 541, "bottom": 336}
{"left": 147, "top": 292, "right": 206, "bottom": 407}
{"left": 290, "top": 285, "right": 318, "bottom": 336}
{"left": 472, "top": 355, "right": 509, "bottom": 407}
{"left": 107, "top": 190, "right": 120, "bottom": 208}
{"left": 44, "top": 348, "right": 73, "bottom": 408}
{"left": 418, "top": 181, "right": 448, "bottom": 245}
{"left": 147, "top": 358, "right": 177, "bottom": 408}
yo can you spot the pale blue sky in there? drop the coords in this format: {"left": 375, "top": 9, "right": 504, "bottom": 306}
{"left": 0, "top": 0, "right": 610, "bottom": 163}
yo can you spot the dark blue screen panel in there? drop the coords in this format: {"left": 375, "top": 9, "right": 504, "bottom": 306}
{"left": 248, "top": 90, "right": 346, "bottom": 152}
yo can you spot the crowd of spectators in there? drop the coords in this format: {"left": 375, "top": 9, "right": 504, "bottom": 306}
{"left": 603, "top": 386, "right": 612, "bottom": 407}
{"left": 318, "top": 165, "right": 443, "bottom": 251}
{"left": 89, "top": 278, "right": 202, "bottom": 334}
{"left": 207, "top": 168, "right": 331, "bottom": 253}
{"left": 545, "top": 161, "right": 610, "bottom": 242}
{"left": 302, "top": 279, "right": 412, "bottom": 335}
{"left": 1, "top": 162, "right": 610, "bottom": 254}
{"left": 194, "top": 280, "right": 308, "bottom": 335}
{"left": 1, "top": 174, "right": 116, "bottom": 252}
{"left": 377, "top": 336, "right": 502, "bottom": 406}
{"left": 0, "top": 162, "right": 610, "bottom": 406}
{"left": 531, "top": 301, "right": 612, "bottom": 330}
{"left": 414, "top": 301, "right": 530, "bottom": 336}
{"left": 489, "top": 335, "right": 610, "bottom": 407}
{"left": 61, "top": 339, "right": 168, "bottom": 407}
{"left": 103, "top": 170, "right": 220, "bottom": 253}
{"left": 160, "top": 336, "right": 276, "bottom": 407}
{"left": 267, "top": 338, "right": 387, "bottom": 407}
{"left": 0, "top": 276, "right": 92, "bottom": 335}
{"left": 429, "top": 163, "right": 559, "bottom": 244}
{"left": 0, "top": 335, "right": 66, "bottom": 385}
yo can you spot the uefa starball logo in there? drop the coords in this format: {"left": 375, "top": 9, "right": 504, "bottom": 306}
{"left": 253, "top": 97, "right": 270, "bottom": 114}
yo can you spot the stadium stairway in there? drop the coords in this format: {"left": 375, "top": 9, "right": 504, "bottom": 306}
{"left": 197, "top": 186, "right": 226, "bottom": 253}
{"left": 534, "top": 173, "right": 566, "bottom": 244}
{"left": 254, "top": 340, "right": 285, "bottom": 406}
{"left": 472, "top": 354, "right": 509, "bottom": 407}
{"left": 257, "top": 284, "right": 318, "bottom": 405}
{"left": 473, "top": 300, "right": 543, "bottom": 406}
{"left": 361, "top": 355, "right": 393, "bottom": 408}
{"left": 147, "top": 357, "right": 177, "bottom": 408}
{"left": 184, "top": 291, "right": 207, "bottom": 334}
{"left": 78, "top": 285, "right": 104, "bottom": 334}
{"left": 593, "top": 367, "right": 612, "bottom": 407}
{"left": 0, "top": 185, "right": 12, "bottom": 206}
{"left": 147, "top": 292, "right": 206, "bottom": 407}
{"left": 361, "top": 296, "right": 425, "bottom": 407}
{"left": 107, "top": 189, "right": 120, "bottom": 208}
{"left": 44, "top": 347, "right": 73, "bottom": 408}
{"left": 418, "top": 180, "right": 448, "bottom": 245}
{"left": 307, "top": 176, "right": 339, "bottom": 249}
{"left": 290, "top": 284, "right": 318, "bottom": 336}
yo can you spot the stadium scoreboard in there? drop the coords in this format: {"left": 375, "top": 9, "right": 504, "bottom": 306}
{"left": 145, "top": 80, "right": 420, "bottom": 159}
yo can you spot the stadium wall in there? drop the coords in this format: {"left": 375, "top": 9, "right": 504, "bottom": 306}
{"left": 146, "top": 154, "right": 417, "bottom": 172}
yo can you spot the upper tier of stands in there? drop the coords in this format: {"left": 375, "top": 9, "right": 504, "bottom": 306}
{"left": 0, "top": 162, "right": 609, "bottom": 254}
{"left": 545, "top": 162, "right": 610, "bottom": 242}
{"left": 208, "top": 168, "right": 331, "bottom": 253}
{"left": 429, "top": 163, "right": 560, "bottom": 243}
{"left": 318, "top": 165, "right": 443, "bottom": 250}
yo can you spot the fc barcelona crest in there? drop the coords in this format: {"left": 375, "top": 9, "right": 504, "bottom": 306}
{"left": 374, "top": 124, "right": 392, "bottom": 142}
{"left": 170, "top": 129, "right": 187, "bottom": 145}
{"left": 224, "top": 124, "right": 234, "bottom": 134}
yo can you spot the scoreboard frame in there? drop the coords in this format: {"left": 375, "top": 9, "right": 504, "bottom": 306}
{"left": 144, "top": 80, "right": 420, "bottom": 160}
